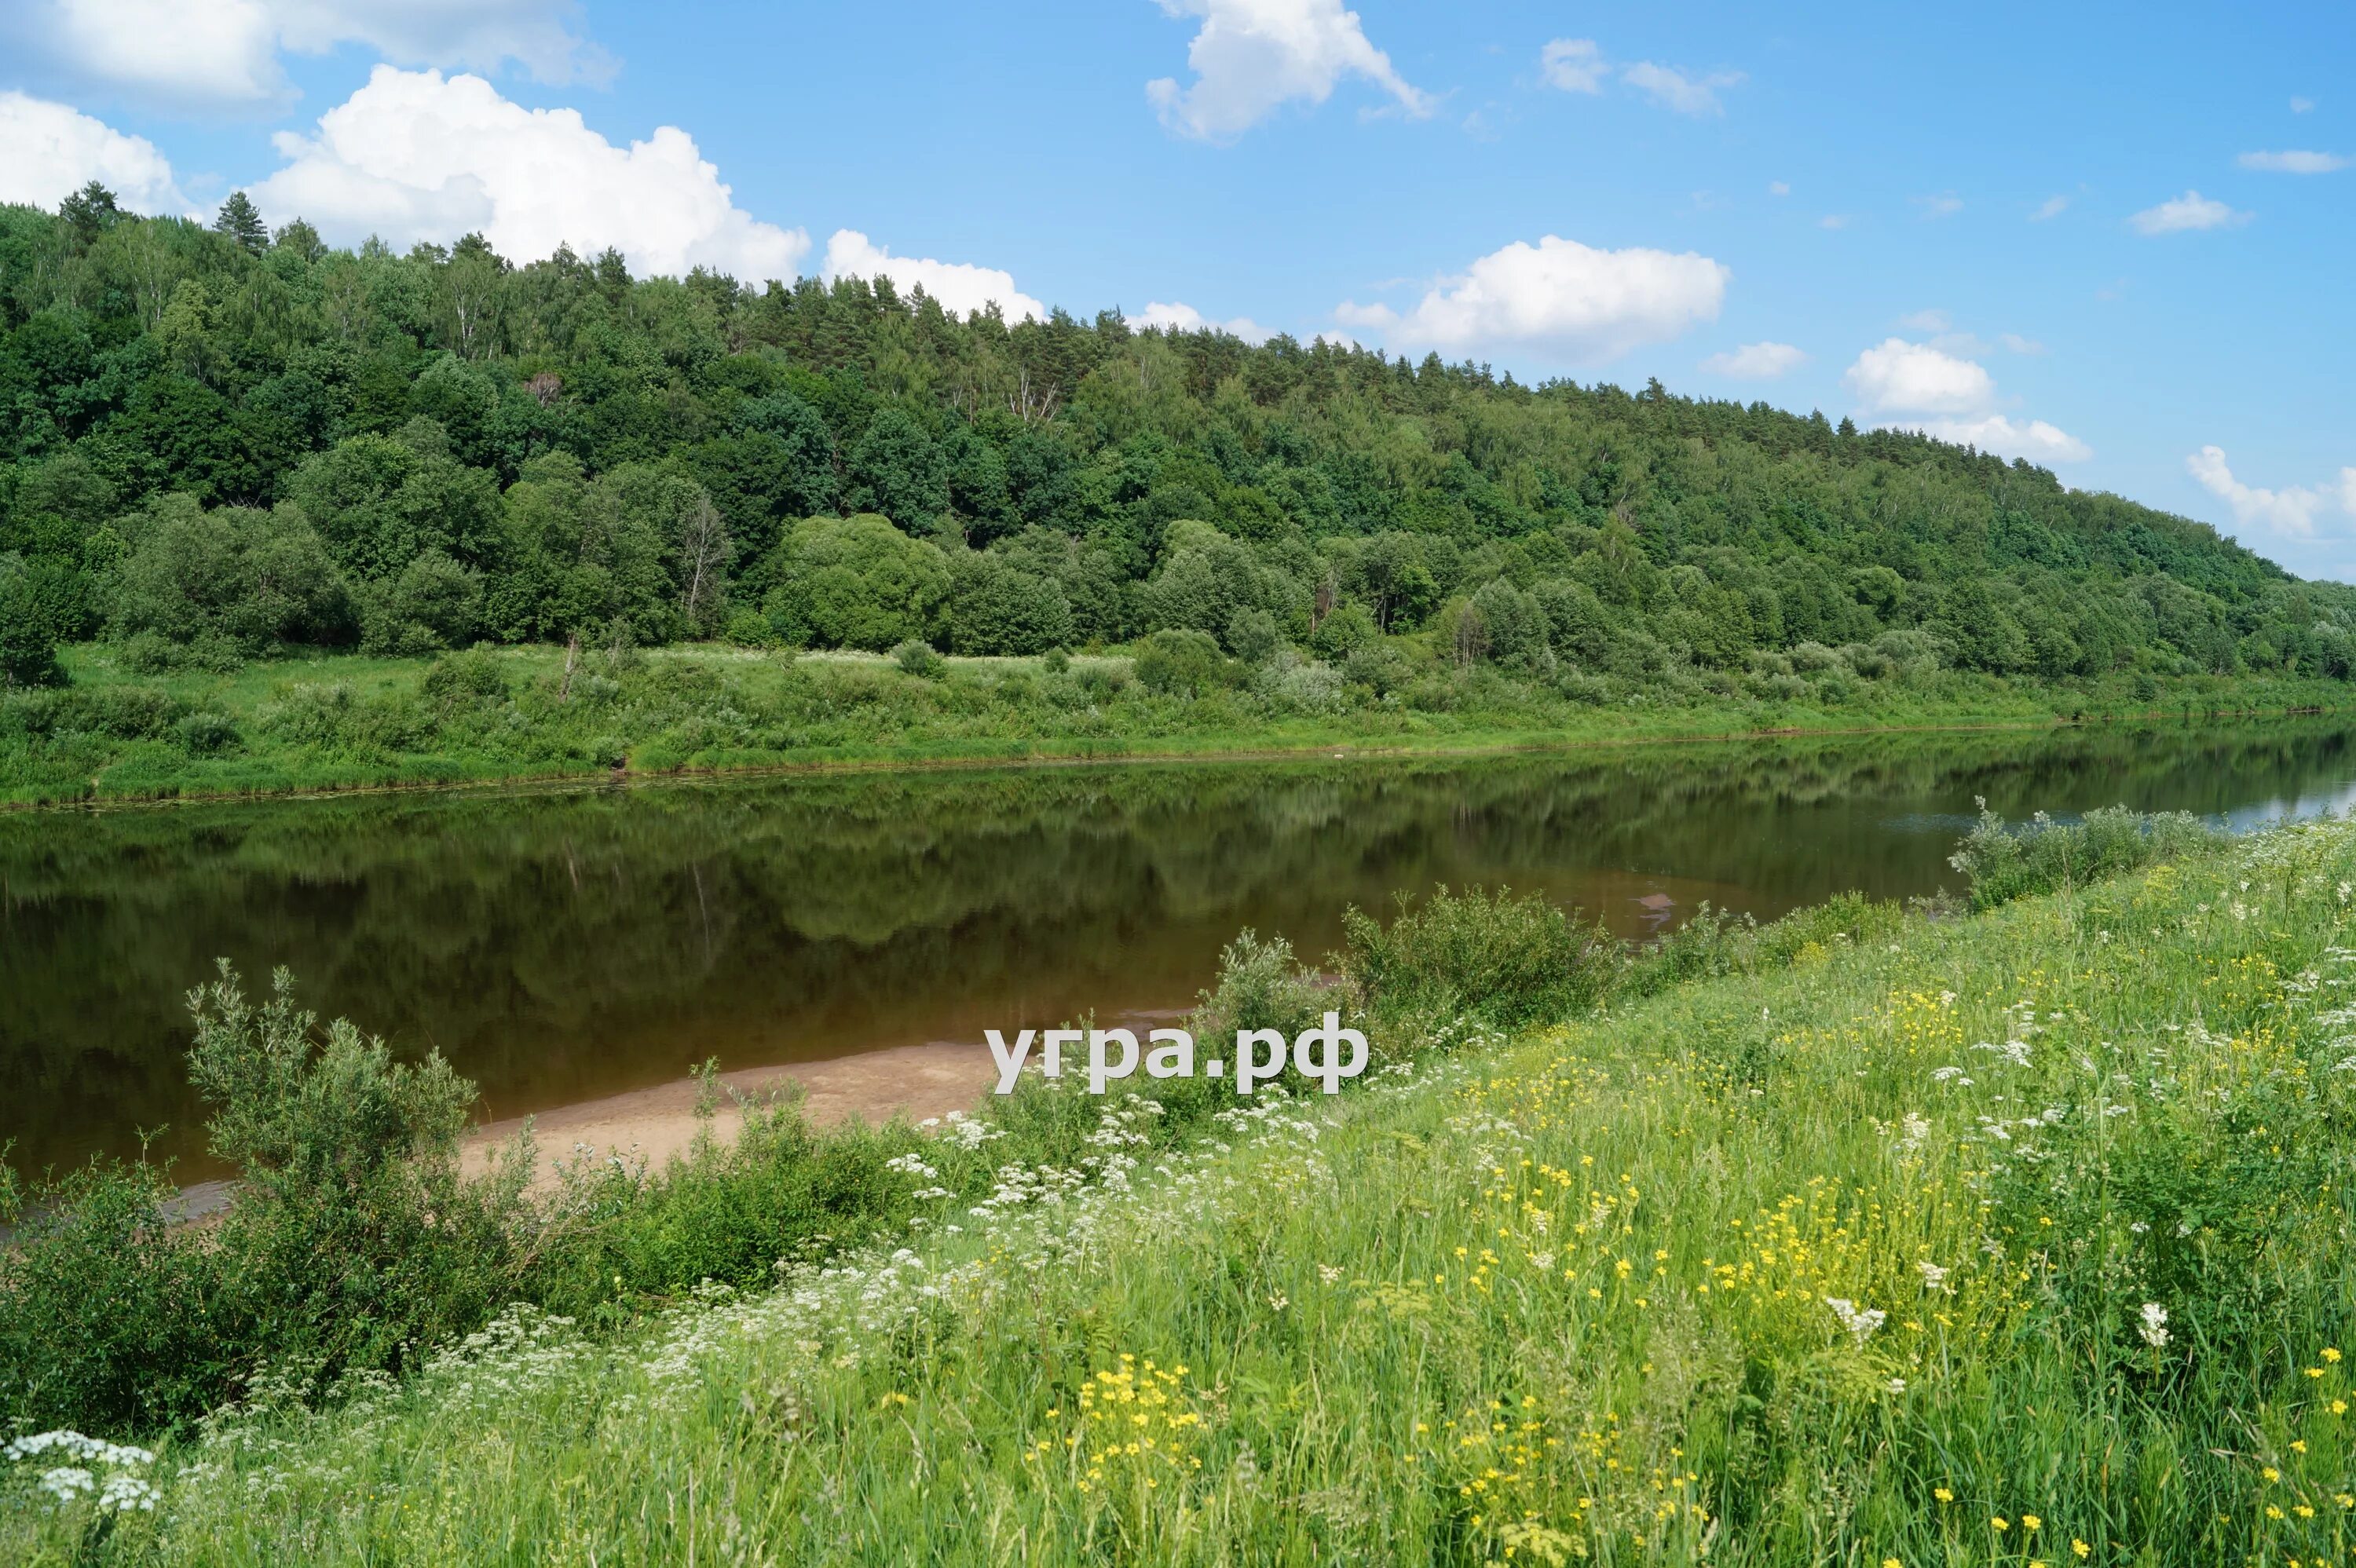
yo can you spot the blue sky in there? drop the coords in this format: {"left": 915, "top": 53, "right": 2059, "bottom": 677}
{"left": 3, "top": 2, "right": 2353, "bottom": 577}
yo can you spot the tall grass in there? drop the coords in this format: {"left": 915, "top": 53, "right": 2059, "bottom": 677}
{"left": 12, "top": 817, "right": 2356, "bottom": 1563}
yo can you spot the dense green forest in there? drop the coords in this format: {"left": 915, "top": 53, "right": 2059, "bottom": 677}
{"left": 4, "top": 181, "right": 2354, "bottom": 699}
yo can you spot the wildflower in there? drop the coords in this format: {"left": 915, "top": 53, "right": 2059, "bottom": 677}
{"left": 2328, "top": 1347, "right": 2344, "bottom": 1363}
{"left": 1916, "top": 1259, "right": 1951, "bottom": 1291}
{"left": 2022, "top": 1513, "right": 2041, "bottom": 1530}
{"left": 1934, "top": 1488, "right": 1955, "bottom": 1503}
{"left": 1992, "top": 1515, "right": 2010, "bottom": 1531}
{"left": 2138, "top": 1303, "right": 2170, "bottom": 1348}
{"left": 2072, "top": 1541, "right": 2091, "bottom": 1559}
{"left": 97, "top": 1475, "right": 158, "bottom": 1512}
{"left": 38, "top": 1467, "right": 94, "bottom": 1504}
{"left": 1826, "top": 1297, "right": 1886, "bottom": 1341}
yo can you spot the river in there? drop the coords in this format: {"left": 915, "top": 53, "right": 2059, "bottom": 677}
{"left": 5, "top": 716, "right": 2354, "bottom": 1179}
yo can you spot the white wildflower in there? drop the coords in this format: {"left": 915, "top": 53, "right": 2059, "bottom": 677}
{"left": 1825, "top": 1297, "right": 1886, "bottom": 1341}
{"left": 38, "top": 1467, "right": 94, "bottom": 1504}
{"left": 1916, "top": 1259, "right": 1951, "bottom": 1291}
{"left": 2138, "top": 1302, "right": 2170, "bottom": 1348}
{"left": 97, "top": 1475, "right": 159, "bottom": 1512}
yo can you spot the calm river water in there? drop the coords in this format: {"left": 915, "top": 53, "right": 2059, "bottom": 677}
{"left": 7, "top": 717, "right": 2356, "bottom": 1178}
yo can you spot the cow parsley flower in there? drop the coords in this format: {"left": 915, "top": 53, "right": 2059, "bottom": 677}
{"left": 1826, "top": 1297, "right": 1886, "bottom": 1341}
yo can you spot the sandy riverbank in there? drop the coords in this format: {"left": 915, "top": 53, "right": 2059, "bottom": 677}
{"left": 458, "top": 1040, "right": 997, "bottom": 1187}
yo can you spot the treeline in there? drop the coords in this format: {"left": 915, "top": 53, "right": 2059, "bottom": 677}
{"left": 4, "top": 181, "right": 2354, "bottom": 692}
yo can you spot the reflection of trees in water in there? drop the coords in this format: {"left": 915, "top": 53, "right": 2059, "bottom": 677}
{"left": 5, "top": 718, "right": 2352, "bottom": 1175}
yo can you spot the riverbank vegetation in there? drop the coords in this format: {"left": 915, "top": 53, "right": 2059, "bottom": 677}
{"left": 8, "top": 186, "right": 2356, "bottom": 801}
{"left": 9, "top": 805, "right": 2354, "bottom": 1563}
{"left": 5, "top": 634, "right": 2348, "bottom": 807}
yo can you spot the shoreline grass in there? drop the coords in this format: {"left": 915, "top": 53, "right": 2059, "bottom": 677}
{"left": 9, "top": 813, "right": 2356, "bottom": 1561}
{"left": 4, "top": 639, "right": 2347, "bottom": 811}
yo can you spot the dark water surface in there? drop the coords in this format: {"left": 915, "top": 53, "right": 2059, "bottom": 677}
{"left": 7, "top": 718, "right": 2356, "bottom": 1179}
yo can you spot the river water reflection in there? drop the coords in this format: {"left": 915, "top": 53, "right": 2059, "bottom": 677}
{"left": 6, "top": 717, "right": 2356, "bottom": 1178}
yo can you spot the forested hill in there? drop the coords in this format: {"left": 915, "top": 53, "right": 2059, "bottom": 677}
{"left": 2, "top": 183, "right": 2351, "bottom": 689}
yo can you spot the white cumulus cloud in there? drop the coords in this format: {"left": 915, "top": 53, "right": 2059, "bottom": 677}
{"left": 1843, "top": 338, "right": 1995, "bottom": 415}
{"left": 2237, "top": 149, "right": 2350, "bottom": 174}
{"left": 1846, "top": 337, "right": 2089, "bottom": 462}
{"left": 0, "top": 89, "right": 188, "bottom": 212}
{"left": 1911, "top": 415, "right": 2091, "bottom": 464}
{"left": 1621, "top": 60, "right": 1743, "bottom": 116}
{"left": 2030, "top": 194, "right": 2068, "bottom": 220}
{"left": 1699, "top": 341, "right": 1804, "bottom": 378}
{"left": 2187, "top": 446, "right": 2331, "bottom": 537}
{"left": 1335, "top": 234, "right": 1728, "bottom": 363}
{"left": 1133, "top": 300, "right": 1270, "bottom": 342}
{"left": 1538, "top": 38, "right": 1607, "bottom": 93}
{"left": 17, "top": 0, "right": 602, "bottom": 110}
{"left": 822, "top": 231, "right": 1044, "bottom": 323}
{"left": 247, "top": 67, "right": 807, "bottom": 280}
{"left": 1145, "top": 0, "right": 1430, "bottom": 141}
{"left": 2130, "top": 190, "right": 2251, "bottom": 235}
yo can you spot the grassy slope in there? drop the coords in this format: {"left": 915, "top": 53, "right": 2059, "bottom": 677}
{"left": 5, "top": 641, "right": 2347, "bottom": 807}
{"left": 20, "top": 821, "right": 2356, "bottom": 1563}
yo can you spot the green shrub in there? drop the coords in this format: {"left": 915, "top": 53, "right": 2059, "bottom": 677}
{"left": 420, "top": 648, "right": 508, "bottom": 708}
{"left": 185, "top": 964, "right": 531, "bottom": 1395}
{"left": 1135, "top": 628, "right": 1233, "bottom": 696}
{"left": 1340, "top": 885, "right": 1619, "bottom": 1029}
{"left": 1188, "top": 930, "right": 1327, "bottom": 1044}
{"left": 0, "top": 1157, "right": 227, "bottom": 1434}
{"left": 892, "top": 639, "right": 946, "bottom": 678}
{"left": 1948, "top": 802, "right": 2222, "bottom": 910}
{"left": 173, "top": 711, "right": 240, "bottom": 755}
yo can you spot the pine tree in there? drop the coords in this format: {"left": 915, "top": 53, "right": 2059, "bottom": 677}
{"left": 214, "top": 191, "right": 268, "bottom": 254}
{"left": 58, "top": 181, "right": 119, "bottom": 243}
